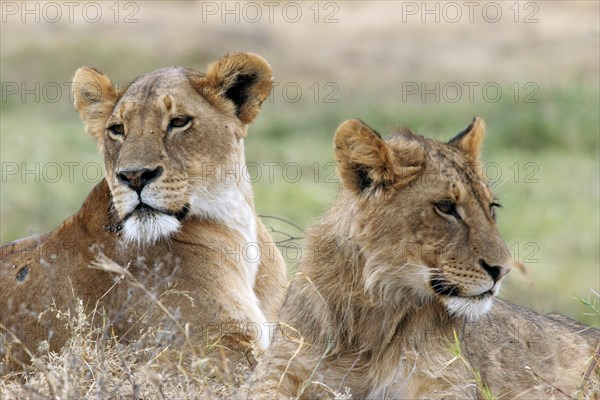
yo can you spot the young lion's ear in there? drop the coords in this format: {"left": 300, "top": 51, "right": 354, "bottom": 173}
{"left": 334, "top": 119, "right": 423, "bottom": 194}
{"left": 72, "top": 66, "right": 119, "bottom": 143}
{"left": 203, "top": 52, "right": 273, "bottom": 125}
{"left": 448, "top": 117, "right": 486, "bottom": 163}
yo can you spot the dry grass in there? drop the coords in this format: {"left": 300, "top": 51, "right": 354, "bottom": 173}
{"left": 0, "top": 300, "right": 251, "bottom": 399}
{"left": 3, "top": 299, "right": 597, "bottom": 400}
{"left": 0, "top": 302, "right": 353, "bottom": 400}
{"left": 0, "top": 255, "right": 256, "bottom": 399}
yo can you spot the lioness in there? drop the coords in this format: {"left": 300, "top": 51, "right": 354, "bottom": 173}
{"left": 241, "top": 118, "right": 600, "bottom": 399}
{"left": 0, "top": 53, "right": 287, "bottom": 374}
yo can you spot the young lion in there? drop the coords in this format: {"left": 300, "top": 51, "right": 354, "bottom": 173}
{"left": 0, "top": 53, "right": 287, "bottom": 374}
{"left": 241, "top": 119, "right": 600, "bottom": 399}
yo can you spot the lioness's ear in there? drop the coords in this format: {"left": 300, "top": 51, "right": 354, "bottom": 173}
{"left": 334, "top": 119, "right": 423, "bottom": 194}
{"left": 448, "top": 117, "right": 485, "bottom": 163}
{"left": 203, "top": 52, "right": 273, "bottom": 125}
{"left": 73, "top": 67, "right": 119, "bottom": 143}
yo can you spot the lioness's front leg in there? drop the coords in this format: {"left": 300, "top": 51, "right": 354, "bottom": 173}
{"left": 253, "top": 220, "right": 288, "bottom": 323}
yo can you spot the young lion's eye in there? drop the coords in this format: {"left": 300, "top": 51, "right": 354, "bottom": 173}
{"left": 490, "top": 202, "right": 502, "bottom": 221}
{"left": 435, "top": 199, "right": 455, "bottom": 214}
{"left": 108, "top": 124, "right": 125, "bottom": 136}
{"left": 169, "top": 116, "right": 192, "bottom": 130}
{"left": 435, "top": 199, "right": 461, "bottom": 220}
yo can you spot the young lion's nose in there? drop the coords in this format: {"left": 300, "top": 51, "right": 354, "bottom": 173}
{"left": 479, "top": 259, "right": 510, "bottom": 283}
{"left": 117, "top": 166, "right": 163, "bottom": 194}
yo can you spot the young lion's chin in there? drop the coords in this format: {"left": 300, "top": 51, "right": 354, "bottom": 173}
{"left": 122, "top": 211, "right": 181, "bottom": 246}
{"left": 441, "top": 295, "right": 494, "bottom": 320}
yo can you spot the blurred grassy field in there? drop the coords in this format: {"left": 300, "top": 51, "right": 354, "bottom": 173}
{"left": 1, "top": 1, "right": 598, "bottom": 327}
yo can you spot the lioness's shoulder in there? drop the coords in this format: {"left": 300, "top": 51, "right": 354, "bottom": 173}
{"left": 1, "top": 234, "right": 47, "bottom": 260}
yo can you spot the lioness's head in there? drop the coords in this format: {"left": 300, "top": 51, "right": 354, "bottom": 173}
{"left": 72, "top": 53, "right": 272, "bottom": 245}
{"left": 334, "top": 118, "right": 513, "bottom": 319}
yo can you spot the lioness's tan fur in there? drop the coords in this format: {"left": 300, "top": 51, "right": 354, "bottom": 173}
{"left": 241, "top": 119, "right": 599, "bottom": 399}
{"left": 0, "top": 53, "right": 287, "bottom": 376}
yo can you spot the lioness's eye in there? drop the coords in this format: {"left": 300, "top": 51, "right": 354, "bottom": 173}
{"left": 108, "top": 124, "right": 125, "bottom": 136}
{"left": 169, "top": 116, "right": 192, "bottom": 130}
{"left": 435, "top": 200, "right": 461, "bottom": 220}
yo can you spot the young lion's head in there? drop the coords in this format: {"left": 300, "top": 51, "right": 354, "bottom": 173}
{"left": 333, "top": 118, "right": 513, "bottom": 319}
{"left": 72, "top": 53, "right": 272, "bottom": 246}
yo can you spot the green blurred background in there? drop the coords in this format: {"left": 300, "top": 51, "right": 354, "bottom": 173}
{"left": 1, "top": 1, "right": 598, "bottom": 326}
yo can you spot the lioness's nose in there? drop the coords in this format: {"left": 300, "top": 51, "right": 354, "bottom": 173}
{"left": 117, "top": 167, "right": 163, "bottom": 193}
{"left": 479, "top": 259, "right": 510, "bottom": 283}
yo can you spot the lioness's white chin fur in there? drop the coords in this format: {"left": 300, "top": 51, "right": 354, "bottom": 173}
{"left": 122, "top": 213, "right": 181, "bottom": 246}
{"left": 443, "top": 296, "right": 493, "bottom": 320}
